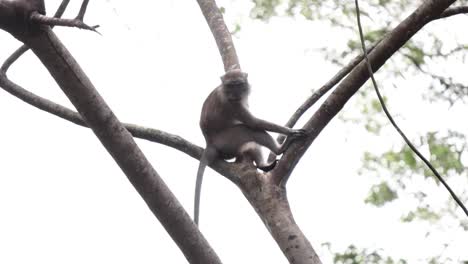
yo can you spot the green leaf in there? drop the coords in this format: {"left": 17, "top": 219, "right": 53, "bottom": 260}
{"left": 401, "top": 206, "right": 441, "bottom": 223}
{"left": 250, "top": 0, "right": 281, "bottom": 20}
{"left": 365, "top": 182, "right": 398, "bottom": 207}
{"left": 332, "top": 244, "right": 407, "bottom": 264}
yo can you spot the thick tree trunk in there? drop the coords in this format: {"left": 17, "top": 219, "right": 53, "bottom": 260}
{"left": 238, "top": 168, "right": 322, "bottom": 264}
{"left": 0, "top": 2, "right": 221, "bottom": 262}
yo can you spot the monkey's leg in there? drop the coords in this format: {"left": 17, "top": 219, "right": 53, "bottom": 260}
{"left": 237, "top": 129, "right": 283, "bottom": 171}
{"left": 250, "top": 129, "right": 285, "bottom": 155}
{"left": 212, "top": 125, "right": 278, "bottom": 171}
{"left": 238, "top": 142, "right": 276, "bottom": 171}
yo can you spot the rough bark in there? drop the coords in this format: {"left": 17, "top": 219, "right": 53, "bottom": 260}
{"left": 0, "top": 1, "right": 221, "bottom": 263}
{"left": 238, "top": 167, "right": 321, "bottom": 264}
{"left": 196, "top": 0, "right": 240, "bottom": 71}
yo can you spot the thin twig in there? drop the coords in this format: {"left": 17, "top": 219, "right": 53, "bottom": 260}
{"left": 354, "top": 0, "right": 468, "bottom": 217}
{"left": 30, "top": 12, "right": 98, "bottom": 32}
{"left": 76, "top": 0, "right": 90, "bottom": 21}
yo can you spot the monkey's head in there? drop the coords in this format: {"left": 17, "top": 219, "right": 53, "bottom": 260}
{"left": 221, "top": 70, "right": 250, "bottom": 101}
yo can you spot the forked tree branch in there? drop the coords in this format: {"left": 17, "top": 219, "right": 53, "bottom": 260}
{"left": 194, "top": 1, "right": 322, "bottom": 263}
{"left": 354, "top": 0, "right": 467, "bottom": 218}
{"left": 267, "top": 41, "right": 380, "bottom": 163}
{"left": 277, "top": 5, "right": 468, "bottom": 147}
{"left": 274, "top": 0, "right": 457, "bottom": 184}
{"left": 30, "top": 12, "right": 98, "bottom": 32}
{"left": 29, "top": 0, "right": 98, "bottom": 32}
{"left": 0, "top": 1, "right": 463, "bottom": 263}
{"left": 1, "top": 0, "right": 71, "bottom": 73}
{"left": 0, "top": 1, "right": 221, "bottom": 263}
{"left": 267, "top": 4, "right": 468, "bottom": 165}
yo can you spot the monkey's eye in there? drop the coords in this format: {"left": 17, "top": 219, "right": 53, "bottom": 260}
{"left": 227, "top": 81, "right": 240, "bottom": 86}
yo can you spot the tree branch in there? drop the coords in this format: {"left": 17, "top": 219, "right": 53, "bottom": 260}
{"left": 195, "top": 1, "right": 322, "bottom": 262}
{"left": 267, "top": 41, "right": 380, "bottom": 163}
{"left": 355, "top": 0, "right": 468, "bottom": 218}
{"left": 196, "top": 0, "right": 240, "bottom": 71}
{"left": 0, "top": 72, "right": 237, "bottom": 181}
{"left": 0, "top": 0, "right": 71, "bottom": 73}
{"left": 274, "top": 0, "right": 457, "bottom": 184}
{"left": 276, "top": 4, "right": 467, "bottom": 146}
{"left": 30, "top": 12, "right": 98, "bottom": 32}
{"left": 438, "top": 6, "right": 468, "bottom": 19}
{"left": 0, "top": 1, "right": 221, "bottom": 262}
{"left": 76, "top": 0, "right": 90, "bottom": 21}
{"left": 276, "top": 3, "right": 467, "bottom": 149}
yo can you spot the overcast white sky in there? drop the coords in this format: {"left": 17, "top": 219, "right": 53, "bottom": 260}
{"left": 0, "top": 1, "right": 467, "bottom": 263}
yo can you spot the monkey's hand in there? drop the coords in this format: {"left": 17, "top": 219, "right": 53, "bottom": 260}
{"left": 288, "top": 128, "right": 307, "bottom": 138}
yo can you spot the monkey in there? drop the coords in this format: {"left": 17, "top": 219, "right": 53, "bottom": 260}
{"left": 194, "top": 69, "right": 306, "bottom": 225}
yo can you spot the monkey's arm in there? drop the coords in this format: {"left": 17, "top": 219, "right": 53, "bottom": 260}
{"left": 237, "top": 106, "right": 296, "bottom": 135}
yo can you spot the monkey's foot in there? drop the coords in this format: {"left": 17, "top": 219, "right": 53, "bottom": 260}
{"left": 258, "top": 160, "right": 278, "bottom": 172}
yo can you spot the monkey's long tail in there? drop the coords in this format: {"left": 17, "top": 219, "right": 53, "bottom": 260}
{"left": 194, "top": 158, "right": 207, "bottom": 226}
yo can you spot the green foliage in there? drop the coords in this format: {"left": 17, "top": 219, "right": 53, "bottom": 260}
{"left": 231, "top": 23, "right": 242, "bottom": 35}
{"left": 401, "top": 206, "right": 441, "bottom": 222}
{"left": 286, "top": 0, "right": 322, "bottom": 20}
{"left": 340, "top": 90, "right": 387, "bottom": 135}
{"left": 361, "top": 131, "right": 467, "bottom": 226}
{"left": 248, "top": 0, "right": 468, "bottom": 104}
{"left": 332, "top": 245, "right": 407, "bottom": 264}
{"left": 219, "top": 6, "right": 226, "bottom": 14}
{"left": 404, "top": 43, "right": 426, "bottom": 66}
{"left": 461, "top": 221, "right": 468, "bottom": 231}
{"left": 365, "top": 181, "right": 398, "bottom": 207}
{"left": 425, "top": 132, "right": 465, "bottom": 177}
{"left": 250, "top": 0, "right": 282, "bottom": 20}
{"left": 363, "top": 131, "right": 466, "bottom": 184}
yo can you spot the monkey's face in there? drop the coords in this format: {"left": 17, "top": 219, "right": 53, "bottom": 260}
{"left": 224, "top": 81, "right": 249, "bottom": 101}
